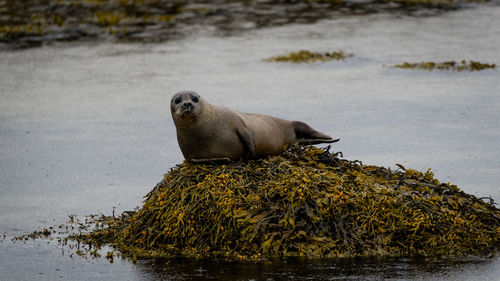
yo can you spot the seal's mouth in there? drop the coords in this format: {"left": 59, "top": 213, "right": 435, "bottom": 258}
{"left": 178, "top": 104, "right": 195, "bottom": 117}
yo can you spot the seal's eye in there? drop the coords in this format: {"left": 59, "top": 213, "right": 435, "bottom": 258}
{"left": 174, "top": 97, "right": 182, "bottom": 105}
{"left": 192, "top": 96, "right": 199, "bottom": 103}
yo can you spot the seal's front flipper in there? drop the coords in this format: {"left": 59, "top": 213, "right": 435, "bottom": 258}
{"left": 236, "top": 127, "right": 257, "bottom": 158}
{"left": 190, "top": 157, "right": 231, "bottom": 164}
{"left": 292, "top": 121, "right": 338, "bottom": 145}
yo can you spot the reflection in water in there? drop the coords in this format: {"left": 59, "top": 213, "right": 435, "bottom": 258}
{"left": 1, "top": 239, "right": 499, "bottom": 281}
{"left": 135, "top": 257, "right": 500, "bottom": 281}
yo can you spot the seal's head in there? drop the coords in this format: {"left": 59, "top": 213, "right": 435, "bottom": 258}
{"left": 171, "top": 90, "right": 204, "bottom": 126}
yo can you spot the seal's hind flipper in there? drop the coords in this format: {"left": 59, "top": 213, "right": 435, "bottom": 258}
{"left": 298, "top": 138, "right": 340, "bottom": 145}
{"left": 292, "top": 121, "right": 338, "bottom": 145}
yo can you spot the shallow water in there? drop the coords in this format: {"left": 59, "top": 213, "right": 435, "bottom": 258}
{"left": 1, "top": 3, "right": 500, "bottom": 280}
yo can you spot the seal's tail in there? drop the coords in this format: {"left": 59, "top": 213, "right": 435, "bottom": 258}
{"left": 292, "top": 121, "right": 340, "bottom": 145}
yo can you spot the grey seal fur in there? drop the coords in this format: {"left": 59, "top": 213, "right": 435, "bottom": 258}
{"left": 170, "top": 90, "right": 338, "bottom": 162}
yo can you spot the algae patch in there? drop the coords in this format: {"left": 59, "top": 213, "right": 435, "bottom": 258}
{"left": 71, "top": 146, "right": 500, "bottom": 260}
{"left": 393, "top": 60, "right": 496, "bottom": 71}
{"left": 265, "top": 50, "right": 353, "bottom": 63}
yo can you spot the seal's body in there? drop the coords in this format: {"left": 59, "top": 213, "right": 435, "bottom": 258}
{"left": 171, "top": 90, "right": 338, "bottom": 162}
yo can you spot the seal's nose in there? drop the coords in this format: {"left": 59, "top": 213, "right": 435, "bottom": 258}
{"left": 183, "top": 102, "right": 193, "bottom": 108}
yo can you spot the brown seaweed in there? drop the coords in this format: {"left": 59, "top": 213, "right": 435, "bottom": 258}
{"left": 393, "top": 60, "right": 496, "bottom": 71}
{"left": 265, "top": 50, "right": 353, "bottom": 63}
{"left": 72, "top": 146, "right": 500, "bottom": 260}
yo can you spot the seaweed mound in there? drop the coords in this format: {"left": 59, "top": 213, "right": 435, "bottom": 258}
{"left": 264, "top": 50, "right": 353, "bottom": 63}
{"left": 84, "top": 146, "right": 500, "bottom": 260}
{"left": 393, "top": 60, "right": 496, "bottom": 71}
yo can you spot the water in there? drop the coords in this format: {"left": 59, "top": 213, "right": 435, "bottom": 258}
{"left": 1, "top": 3, "right": 500, "bottom": 280}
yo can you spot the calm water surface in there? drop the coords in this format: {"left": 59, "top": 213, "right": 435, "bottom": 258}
{"left": 1, "top": 4, "right": 499, "bottom": 280}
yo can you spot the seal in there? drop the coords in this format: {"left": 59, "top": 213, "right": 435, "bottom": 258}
{"left": 171, "top": 90, "right": 338, "bottom": 162}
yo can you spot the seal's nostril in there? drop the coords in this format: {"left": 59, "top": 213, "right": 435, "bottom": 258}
{"left": 184, "top": 102, "right": 193, "bottom": 107}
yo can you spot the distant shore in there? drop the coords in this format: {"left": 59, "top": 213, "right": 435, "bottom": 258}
{"left": 0, "top": 0, "right": 492, "bottom": 49}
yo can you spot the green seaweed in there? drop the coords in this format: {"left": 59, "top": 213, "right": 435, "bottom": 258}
{"left": 393, "top": 60, "right": 496, "bottom": 71}
{"left": 72, "top": 146, "right": 500, "bottom": 260}
{"left": 265, "top": 50, "right": 353, "bottom": 63}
